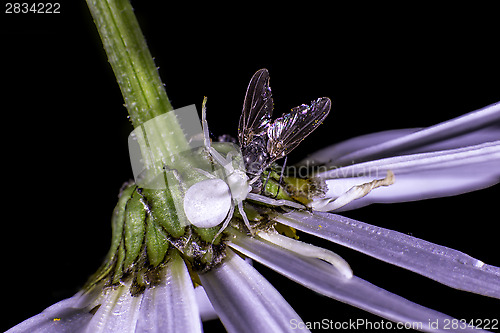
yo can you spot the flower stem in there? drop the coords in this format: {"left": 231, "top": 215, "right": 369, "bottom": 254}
{"left": 86, "top": 0, "right": 190, "bottom": 159}
{"left": 86, "top": 0, "right": 171, "bottom": 126}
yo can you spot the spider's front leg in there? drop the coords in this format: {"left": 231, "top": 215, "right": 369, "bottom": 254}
{"left": 201, "top": 96, "right": 255, "bottom": 236}
{"left": 237, "top": 200, "right": 254, "bottom": 235}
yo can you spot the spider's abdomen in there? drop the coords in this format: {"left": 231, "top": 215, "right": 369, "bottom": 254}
{"left": 183, "top": 178, "right": 232, "bottom": 228}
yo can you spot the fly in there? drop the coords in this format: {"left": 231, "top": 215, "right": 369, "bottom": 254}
{"left": 238, "top": 68, "right": 331, "bottom": 190}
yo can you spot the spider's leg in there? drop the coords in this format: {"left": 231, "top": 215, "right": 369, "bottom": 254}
{"left": 225, "top": 151, "right": 233, "bottom": 164}
{"left": 208, "top": 146, "right": 233, "bottom": 171}
{"left": 212, "top": 203, "right": 235, "bottom": 243}
{"left": 238, "top": 201, "right": 254, "bottom": 235}
{"left": 246, "top": 192, "right": 305, "bottom": 209}
{"left": 201, "top": 97, "right": 211, "bottom": 150}
{"left": 201, "top": 97, "right": 233, "bottom": 171}
{"left": 193, "top": 167, "right": 216, "bottom": 179}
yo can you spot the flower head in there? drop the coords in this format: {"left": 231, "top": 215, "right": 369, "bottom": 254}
{"left": 8, "top": 87, "right": 500, "bottom": 332}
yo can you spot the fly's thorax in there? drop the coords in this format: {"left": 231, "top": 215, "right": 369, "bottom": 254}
{"left": 242, "top": 136, "right": 269, "bottom": 176}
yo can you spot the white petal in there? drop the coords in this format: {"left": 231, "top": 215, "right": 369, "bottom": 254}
{"left": 276, "top": 211, "right": 500, "bottom": 299}
{"left": 330, "top": 101, "right": 500, "bottom": 165}
{"left": 199, "top": 250, "right": 309, "bottom": 333}
{"left": 228, "top": 232, "right": 489, "bottom": 333}
{"left": 402, "top": 125, "right": 500, "bottom": 155}
{"left": 301, "top": 124, "right": 500, "bottom": 166}
{"left": 257, "top": 230, "right": 353, "bottom": 279}
{"left": 194, "top": 286, "right": 218, "bottom": 321}
{"left": 135, "top": 250, "right": 202, "bottom": 333}
{"left": 317, "top": 141, "right": 500, "bottom": 210}
{"left": 321, "top": 141, "right": 500, "bottom": 178}
{"left": 299, "top": 128, "right": 421, "bottom": 166}
{"left": 83, "top": 281, "right": 142, "bottom": 333}
{"left": 6, "top": 292, "right": 93, "bottom": 333}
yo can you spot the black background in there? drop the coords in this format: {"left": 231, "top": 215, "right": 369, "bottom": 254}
{"left": 2, "top": 2, "right": 499, "bottom": 332}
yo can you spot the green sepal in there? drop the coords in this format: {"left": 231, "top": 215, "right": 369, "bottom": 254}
{"left": 83, "top": 184, "right": 136, "bottom": 290}
{"left": 123, "top": 190, "right": 146, "bottom": 268}
{"left": 109, "top": 185, "right": 136, "bottom": 258}
{"left": 140, "top": 188, "right": 185, "bottom": 238}
{"left": 112, "top": 243, "right": 126, "bottom": 285}
{"left": 146, "top": 215, "right": 169, "bottom": 267}
{"left": 193, "top": 225, "right": 222, "bottom": 245}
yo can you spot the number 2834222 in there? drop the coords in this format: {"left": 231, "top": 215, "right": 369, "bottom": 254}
{"left": 5, "top": 3, "right": 60, "bottom": 14}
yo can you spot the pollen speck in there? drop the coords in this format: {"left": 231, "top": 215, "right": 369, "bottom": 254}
{"left": 53, "top": 318, "right": 61, "bottom": 322}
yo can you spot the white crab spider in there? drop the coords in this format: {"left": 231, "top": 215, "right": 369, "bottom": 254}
{"left": 183, "top": 98, "right": 310, "bottom": 236}
{"left": 183, "top": 98, "right": 254, "bottom": 236}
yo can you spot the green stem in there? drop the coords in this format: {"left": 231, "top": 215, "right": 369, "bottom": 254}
{"left": 86, "top": 0, "right": 170, "bottom": 126}
{"left": 86, "top": 0, "right": 190, "bottom": 160}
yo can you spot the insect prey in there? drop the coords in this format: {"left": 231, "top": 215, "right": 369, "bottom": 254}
{"left": 238, "top": 68, "right": 332, "bottom": 186}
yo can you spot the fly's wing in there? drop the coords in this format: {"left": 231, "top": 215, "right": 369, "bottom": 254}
{"left": 238, "top": 68, "right": 274, "bottom": 147}
{"left": 266, "top": 97, "right": 331, "bottom": 161}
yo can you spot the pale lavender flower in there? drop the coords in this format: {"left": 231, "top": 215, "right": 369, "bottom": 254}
{"left": 8, "top": 101, "right": 499, "bottom": 333}
{"left": 8, "top": 99, "right": 500, "bottom": 332}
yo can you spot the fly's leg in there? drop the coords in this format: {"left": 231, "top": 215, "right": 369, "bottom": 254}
{"left": 261, "top": 170, "right": 272, "bottom": 195}
{"left": 271, "top": 156, "right": 287, "bottom": 199}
